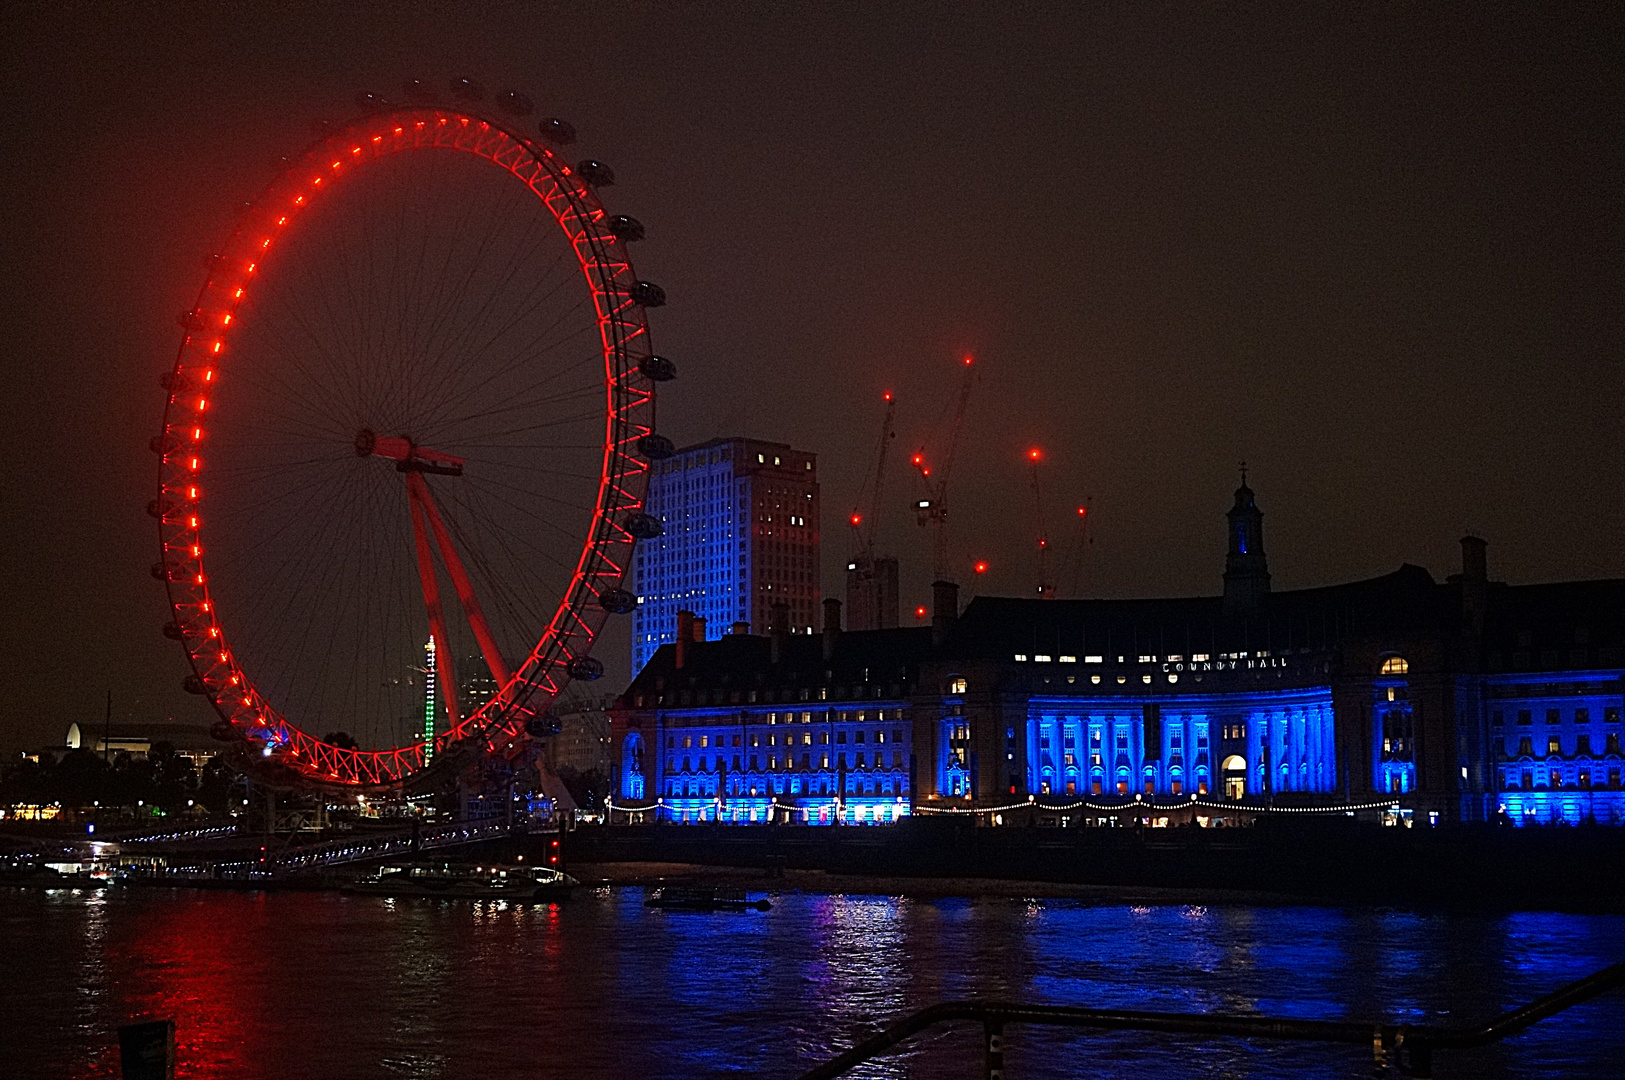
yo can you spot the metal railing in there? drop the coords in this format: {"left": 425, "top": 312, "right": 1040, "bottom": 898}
{"left": 794, "top": 960, "right": 1625, "bottom": 1080}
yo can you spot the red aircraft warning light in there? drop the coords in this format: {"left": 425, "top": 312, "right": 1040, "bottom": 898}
{"left": 974, "top": 561, "right": 988, "bottom": 574}
{"left": 914, "top": 605, "right": 928, "bottom": 620}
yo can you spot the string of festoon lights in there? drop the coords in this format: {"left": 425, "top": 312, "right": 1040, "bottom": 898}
{"left": 913, "top": 794, "right": 1403, "bottom": 816}
{"left": 603, "top": 795, "right": 1400, "bottom": 817}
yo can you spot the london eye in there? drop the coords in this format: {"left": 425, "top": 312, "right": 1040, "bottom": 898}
{"left": 151, "top": 81, "right": 675, "bottom": 792}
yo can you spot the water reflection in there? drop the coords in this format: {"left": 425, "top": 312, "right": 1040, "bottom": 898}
{"left": 0, "top": 888, "right": 1621, "bottom": 1079}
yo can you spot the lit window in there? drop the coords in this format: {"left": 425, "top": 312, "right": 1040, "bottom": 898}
{"left": 1380, "top": 656, "right": 1409, "bottom": 675}
{"left": 1014, "top": 654, "right": 1028, "bottom": 662}
{"left": 950, "top": 677, "right": 967, "bottom": 694}
{"left": 1059, "top": 655, "right": 1076, "bottom": 663}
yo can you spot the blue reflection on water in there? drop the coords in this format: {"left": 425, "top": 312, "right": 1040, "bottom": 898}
{"left": 2, "top": 888, "right": 1623, "bottom": 1079}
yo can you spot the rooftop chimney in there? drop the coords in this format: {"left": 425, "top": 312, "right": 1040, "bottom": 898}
{"left": 931, "top": 580, "right": 959, "bottom": 646}
{"left": 822, "top": 598, "right": 842, "bottom": 662}
{"left": 769, "top": 602, "right": 790, "bottom": 664}
{"left": 1459, "top": 535, "right": 1488, "bottom": 640}
{"left": 691, "top": 615, "right": 707, "bottom": 642}
{"left": 675, "top": 609, "right": 694, "bottom": 669}
{"left": 730, "top": 621, "right": 751, "bottom": 636}
{"left": 1460, "top": 535, "right": 1487, "bottom": 583}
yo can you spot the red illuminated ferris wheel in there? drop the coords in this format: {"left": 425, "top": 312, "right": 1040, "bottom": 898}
{"left": 151, "top": 81, "right": 676, "bottom": 791}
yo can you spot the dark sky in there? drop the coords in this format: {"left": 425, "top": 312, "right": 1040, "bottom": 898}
{"left": 2, "top": 2, "right": 1621, "bottom": 752}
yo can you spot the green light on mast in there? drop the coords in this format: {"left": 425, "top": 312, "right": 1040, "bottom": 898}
{"left": 423, "top": 635, "right": 437, "bottom": 764}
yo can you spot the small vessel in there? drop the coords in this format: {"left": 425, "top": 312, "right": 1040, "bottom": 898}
{"left": 345, "top": 861, "right": 574, "bottom": 901}
{"left": 644, "top": 885, "right": 771, "bottom": 912}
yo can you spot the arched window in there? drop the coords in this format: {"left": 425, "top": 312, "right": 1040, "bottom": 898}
{"left": 948, "top": 677, "right": 967, "bottom": 695}
{"left": 1380, "top": 656, "right": 1409, "bottom": 675}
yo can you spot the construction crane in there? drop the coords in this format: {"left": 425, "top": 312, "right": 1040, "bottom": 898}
{"left": 848, "top": 392, "right": 897, "bottom": 564}
{"left": 912, "top": 355, "right": 977, "bottom": 582}
{"left": 1028, "top": 447, "right": 1053, "bottom": 597}
{"left": 1060, "top": 499, "right": 1094, "bottom": 597}
{"left": 846, "top": 393, "right": 899, "bottom": 629}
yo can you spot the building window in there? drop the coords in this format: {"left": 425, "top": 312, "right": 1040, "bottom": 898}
{"left": 1379, "top": 656, "right": 1409, "bottom": 675}
{"left": 1517, "top": 710, "right": 1531, "bottom": 725}
{"left": 949, "top": 677, "right": 967, "bottom": 694}
{"left": 1548, "top": 736, "right": 1562, "bottom": 756}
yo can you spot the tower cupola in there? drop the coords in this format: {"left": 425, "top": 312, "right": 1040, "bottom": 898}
{"left": 1223, "top": 470, "right": 1270, "bottom": 615}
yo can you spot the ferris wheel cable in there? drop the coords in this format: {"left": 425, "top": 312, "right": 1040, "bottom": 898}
{"left": 415, "top": 324, "right": 602, "bottom": 433}
{"left": 462, "top": 471, "right": 597, "bottom": 520}
{"left": 440, "top": 479, "right": 584, "bottom": 595}
{"left": 456, "top": 408, "right": 607, "bottom": 444}
{"left": 232, "top": 470, "right": 371, "bottom": 725}
{"left": 223, "top": 325, "right": 362, "bottom": 437}
{"left": 422, "top": 375, "right": 603, "bottom": 434}
{"left": 434, "top": 484, "right": 554, "bottom": 642}
{"left": 405, "top": 222, "right": 564, "bottom": 394}
{"left": 408, "top": 287, "right": 598, "bottom": 435}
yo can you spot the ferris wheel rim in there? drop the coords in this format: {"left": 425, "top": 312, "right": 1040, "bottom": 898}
{"left": 153, "top": 104, "right": 655, "bottom": 791}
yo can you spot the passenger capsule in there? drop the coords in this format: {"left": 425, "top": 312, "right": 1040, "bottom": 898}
{"left": 625, "top": 512, "right": 664, "bottom": 539}
{"left": 638, "top": 356, "right": 677, "bottom": 382}
{"left": 183, "top": 675, "right": 211, "bottom": 696}
{"left": 402, "top": 78, "right": 436, "bottom": 102}
{"left": 498, "top": 90, "right": 535, "bottom": 116}
{"left": 355, "top": 91, "right": 388, "bottom": 112}
{"left": 538, "top": 118, "right": 576, "bottom": 145}
{"left": 576, "top": 160, "right": 615, "bottom": 187}
{"left": 525, "top": 714, "right": 563, "bottom": 737}
{"left": 637, "top": 433, "right": 676, "bottom": 460}
{"left": 630, "top": 281, "right": 665, "bottom": 307}
{"left": 451, "top": 76, "right": 486, "bottom": 101}
{"left": 567, "top": 656, "right": 606, "bottom": 681}
{"left": 607, "top": 215, "right": 645, "bottom": 242}
{"left": 598, "top": 588, "right": 637, "bottom": 614}
{"left": 210, "top": 719, "right": 238, "bottom": 742}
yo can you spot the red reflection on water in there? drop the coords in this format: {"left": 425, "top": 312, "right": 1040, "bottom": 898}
{"left": 84, "top": 891, "right": 274, "bottom": 1079}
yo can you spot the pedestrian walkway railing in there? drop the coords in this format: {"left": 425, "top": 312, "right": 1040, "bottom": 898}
{"left": 794, "top": 960, "right": 1625, "bottom": 1080}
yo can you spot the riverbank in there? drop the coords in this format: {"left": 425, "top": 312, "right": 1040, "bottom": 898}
{"left": 560, "top": 818, "right": 1625, "bottom": 913}
{"left": 572, "top": 860, "right": 1307, "bottom": 906}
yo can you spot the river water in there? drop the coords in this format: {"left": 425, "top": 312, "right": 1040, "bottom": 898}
{"left": 2, "top": 886, "right": 1622, "bottom": 1079}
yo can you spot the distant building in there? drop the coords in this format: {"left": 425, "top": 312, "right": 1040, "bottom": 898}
{"left": 632, "top": 437, "right": 820, "bottom": 673}
{"left": 64, "top": 722, "right": 217, "bottom": 771}
{"left": 846, "top": 554, "right": 900, "bottom": 630}
{"left": 611, "top": 481, "right": 1625, "bottom": 826}
{"left": 549, "top": 690, "right": 614, "bottom": 778}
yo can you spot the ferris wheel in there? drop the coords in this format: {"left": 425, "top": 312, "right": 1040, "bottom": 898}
{"left": 151, "top": 80, "right": 677, "bottom": 791}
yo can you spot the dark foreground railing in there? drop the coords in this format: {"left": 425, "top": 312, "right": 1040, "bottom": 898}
{"left": 794, "top": 960, "right": 1625, "bottom": 1079}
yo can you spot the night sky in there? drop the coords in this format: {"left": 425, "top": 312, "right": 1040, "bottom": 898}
{"left": 2, "top": 2, "right": 1620, "bottom": 752}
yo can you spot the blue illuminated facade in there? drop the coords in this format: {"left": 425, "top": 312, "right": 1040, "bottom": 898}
{"left": 632, "top": 438, "right": 819, "bottom": 673}
{"left": 1486, "top": 672, "right": 1625, "bottom": 825}
{"left": 612, "top": 480, "right": 1625, "bottom": 826}
{"left": 610, "top": 619, "right": 929, "bottom": 825}
{"left": 1021, "top": 688, "right": 1335, "bottom": 799}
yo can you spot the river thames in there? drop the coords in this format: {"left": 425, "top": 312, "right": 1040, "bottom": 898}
{"left": 3, "top": 886, "right": 1622, "bottom": 1078}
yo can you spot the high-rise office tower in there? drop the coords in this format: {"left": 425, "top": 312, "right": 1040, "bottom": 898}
{"left": 632, "top": 437, "right": 820, "bottom": 674}
{"left": 845, "top": 555, "right": 900, "bottom": 630}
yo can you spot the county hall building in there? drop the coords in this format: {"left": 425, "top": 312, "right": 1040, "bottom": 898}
{"left": 609, "top": 482, "right": 1625, "bottom": 827}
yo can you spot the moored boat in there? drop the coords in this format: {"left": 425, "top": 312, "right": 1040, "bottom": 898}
{"left": 345, "top": 861, "right": 574, "bottom": 901}
{"left": 644, "top": 885, "right": 771, "bottom": 911}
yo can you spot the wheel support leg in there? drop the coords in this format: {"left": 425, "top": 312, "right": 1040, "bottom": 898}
{"left": 406, "top": 471, "right": 512, "bottom": 690}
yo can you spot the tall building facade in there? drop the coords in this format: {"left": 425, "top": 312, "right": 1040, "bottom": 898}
{"left": 632, "top": 438, "right": 820, "bottom": 674}
{"left": 613, "top": 482, "right": 1625, "bottom": 826}
{"left": 846, "top": 555, "right": 900, "bottom": 630}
